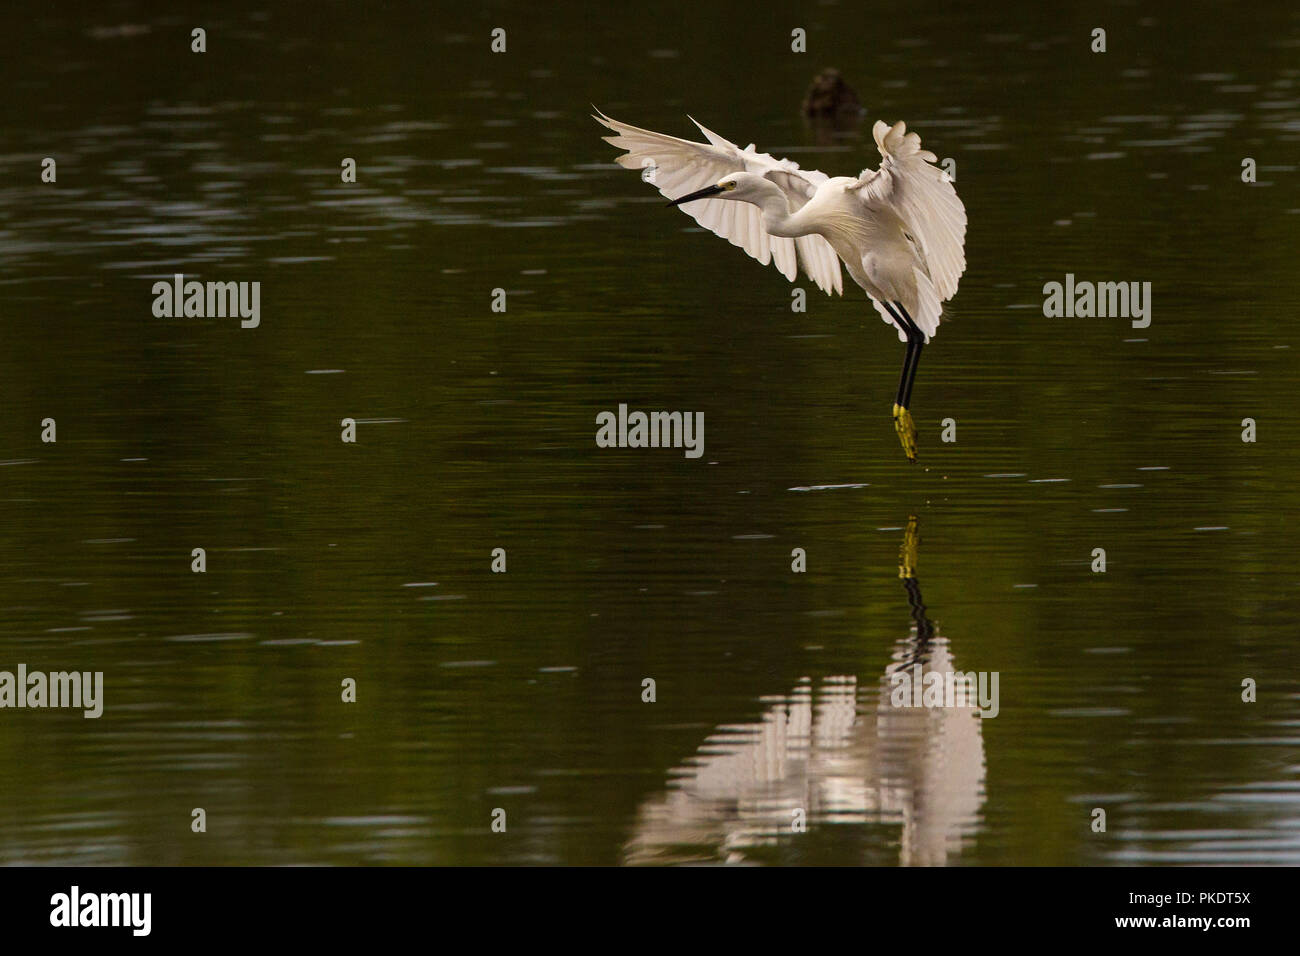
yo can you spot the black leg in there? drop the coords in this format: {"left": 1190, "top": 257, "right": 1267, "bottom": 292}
{"left": 903, "top": 336, "right": 923, "bottom": 409}
{"left": 882, "top": 302, "right": 921, "bottom": 462}
{"left": 895, "top": 302, "right": 924, "bottom": 410}
{"left": 882, "top": 302, "right": 916, "bottom": 408}
{"left": 897, "top": 338, "right": 915, "bottom": 408}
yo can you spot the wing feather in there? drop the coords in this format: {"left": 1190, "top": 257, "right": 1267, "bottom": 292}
{"left": 595, "top": 109, "right": 842, "bottom": 295}
{"left": 853, "top": 120, "right": 967, "bottom": 303}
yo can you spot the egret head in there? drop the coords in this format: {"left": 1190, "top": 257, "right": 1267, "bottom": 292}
{"left": 667, "top": 171, "right": 771, "bottom": 207}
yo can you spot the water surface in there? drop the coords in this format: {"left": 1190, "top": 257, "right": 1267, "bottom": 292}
{"left": 1, "top": 2, "right": 1298, "bottom": 864}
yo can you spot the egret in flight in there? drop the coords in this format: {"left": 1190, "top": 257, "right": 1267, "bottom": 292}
{"left": 595, "top": 109, "right": 967, "bottom": 462}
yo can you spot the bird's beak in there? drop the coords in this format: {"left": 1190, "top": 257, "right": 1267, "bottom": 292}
{"left": 667, "top": 183, "right": 727, "bottom": 206}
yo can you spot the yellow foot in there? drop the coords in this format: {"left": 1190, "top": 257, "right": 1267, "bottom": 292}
{"left": 892, "top": 404, "right": 918, "bottom": 463}
{"left": 898, "top": 514, "right": 920, "bottom": 580}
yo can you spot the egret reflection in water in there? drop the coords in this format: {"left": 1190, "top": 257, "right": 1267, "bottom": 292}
{"left": 625, "top": 518, "right": 986, "bottom": 865}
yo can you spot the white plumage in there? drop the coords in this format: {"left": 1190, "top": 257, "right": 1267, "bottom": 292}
{"left": 596, "top": 108, "right": 968, "bottom": 462}
{"left": 595, "top": 109, "right": 965, "bottom": 340}
{"left": 596, "top": 109, "right": 844, "bottom": 296}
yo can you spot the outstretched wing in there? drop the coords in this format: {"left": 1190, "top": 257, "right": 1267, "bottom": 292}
{"left": 853, "top": 120, "right": 966, "bottom": 303}
{"left": 594, "top": 109, "right": 842, "bottom": 296}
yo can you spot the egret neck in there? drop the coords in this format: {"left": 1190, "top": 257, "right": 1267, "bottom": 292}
{"left": 745, "top": 179, "right": 820, "bottom": 239}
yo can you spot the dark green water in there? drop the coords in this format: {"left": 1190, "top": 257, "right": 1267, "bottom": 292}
{"left": 1, "top": 2, "right": 1298, "bottom": 864}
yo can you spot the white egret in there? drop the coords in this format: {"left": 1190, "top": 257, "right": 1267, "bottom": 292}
{"left": 595, "top": 109, "right": 967, "bottom": 462}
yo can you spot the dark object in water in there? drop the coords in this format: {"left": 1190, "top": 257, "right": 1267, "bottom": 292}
{"left": 802, "top": 68, "right": 863, "bottom": 119}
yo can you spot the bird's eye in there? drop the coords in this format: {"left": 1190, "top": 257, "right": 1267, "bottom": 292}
{"left": 725, "top": 181, "right": 737, "bottom": 190}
